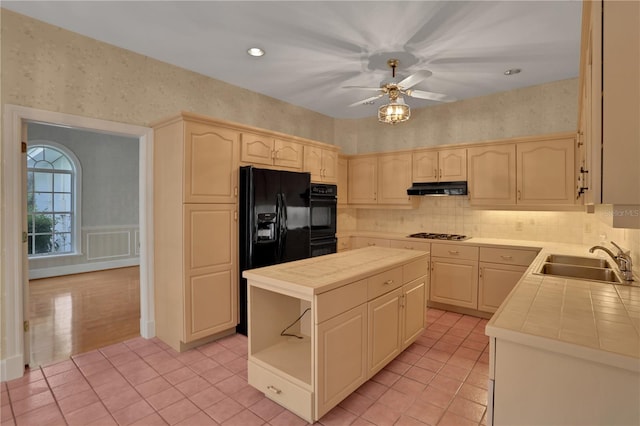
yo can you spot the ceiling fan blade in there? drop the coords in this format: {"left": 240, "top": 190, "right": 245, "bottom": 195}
{"left": 397, "top": 70, "right": 433, "bottom": 89}
{"left": 343, "top": 85, "right": 384, "bottom": 91}
{"left": 348, "top": 94, "right": 385, "bottom": 107}
{"left": 406, "top": 89, "right": 456, "bottom": 102}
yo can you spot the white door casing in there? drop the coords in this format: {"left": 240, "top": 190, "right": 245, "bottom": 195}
{"left": 1, "top": 104, "right": 155, "bottom": 381}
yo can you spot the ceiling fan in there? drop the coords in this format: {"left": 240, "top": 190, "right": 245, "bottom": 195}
{"left": 345, "top": 59, "right": 456, "bottom": 124}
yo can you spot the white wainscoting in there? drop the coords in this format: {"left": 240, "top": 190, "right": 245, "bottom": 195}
{"left": 29, "top": 225, "right": 140, "bottom": 279}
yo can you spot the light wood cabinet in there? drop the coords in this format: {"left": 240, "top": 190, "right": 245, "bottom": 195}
{"left": 468, "top": 144, "right": 517, "bottom": 205}
{"left": 577, "top": 0, "right": 640, "bottom": 209}
{"left": 377, "top": 153, "right": 413, "bottom": 205}
{"left": 153, "top": 113, "right": 239, "bottom": 351}
{"left": 348, "top": 153, "right": 413, "bottom": 206}
{"left": 337, "top": 156, "right": 348, "bottom": 205}
{"left": 351, "top": 236, "right": 390, "bottom": 249}
{"left": 413, "top": 148, "right": 466, "bottom": 183}
{"left": 337, "top": 236, "right": 351, "bottom": 252}
{"left": 241, "top": 132, "right": 303, "bottom": 170}
{"left": 304, "top": 145, "right": 338, "bottom": 183}
{"left": 478, "top": 247, "right": 537, "bottom": 313}
{"left": 246, "top": 249, "right": 428, "bottom": 422}
{"left": 348, "top": 156, "right": 377, "bottom": 204}
{"left": 430, "top": 243, "right": 479, "bottom": 309}
{"left": 468, "top": 137, "right": 576, "bottom": 207}
{"left": 517, "top": 138, "right": 575, "bottom": 205}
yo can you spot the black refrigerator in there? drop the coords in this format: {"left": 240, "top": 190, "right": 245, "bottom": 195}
{"left": 237, "top": 166, "right": 311, "bottom": 335}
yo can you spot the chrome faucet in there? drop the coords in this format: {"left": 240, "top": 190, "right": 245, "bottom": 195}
{"left": 589, "top": 241, "right": 634, "bottom": 282}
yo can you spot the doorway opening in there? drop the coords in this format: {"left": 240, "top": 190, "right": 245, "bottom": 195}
{"left": 1, "top": 105, "right": 154, "bottom": 381}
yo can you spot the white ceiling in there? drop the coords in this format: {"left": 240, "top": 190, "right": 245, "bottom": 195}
{"left": 2, "top": 1, "right": 583, "bottom": 119}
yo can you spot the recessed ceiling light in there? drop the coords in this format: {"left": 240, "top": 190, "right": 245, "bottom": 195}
{"left": 247, "top": 47, "right": 265, "bottom": 57}
{"left": 504, "top": 68, "right": 521, "bottom": 76}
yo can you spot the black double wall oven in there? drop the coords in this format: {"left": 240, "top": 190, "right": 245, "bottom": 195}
{"left": 309, "top": 183, "right": 337, "bottom": 257}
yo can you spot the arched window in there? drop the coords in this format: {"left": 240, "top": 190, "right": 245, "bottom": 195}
{"left": 27, "top": 143, "right": 81, "bottom": 257}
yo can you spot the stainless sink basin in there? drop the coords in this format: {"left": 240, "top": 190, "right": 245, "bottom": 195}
{"left": 545, "top": 254, "right": 611, "bottom": 269}
{"left": 537, "top": 263, "right": 621, "bottom": 284}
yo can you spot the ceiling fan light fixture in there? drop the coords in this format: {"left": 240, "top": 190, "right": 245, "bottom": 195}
{"left": 378, "top": 98, "right": 410, "bottom": 124}
{"left": 504, "top": 68, "right": 521, "bottom": 76}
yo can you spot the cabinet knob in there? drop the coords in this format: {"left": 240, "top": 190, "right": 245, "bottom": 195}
{"left": 439, "top": 169, "right": 443, "bottom": 178}
{"left": 384, "top": 279, "right": 394, "bottom": 285}
{"left": 434, "top": 168, "right": 438, "bottom": 178}
{"left": 479, "top": 267, "right": 483, "bottom": 278}
{"left": 517, "top": 190, "right": 522, "bottom": 200}
{"left": 448, "top": 250, "right": 460, "bottom": 255}
{"left": 368, "top": 243, "right": 376, "bottom": 246}
{"left": 500, "top": 255, "right": 513, "bottom": 260}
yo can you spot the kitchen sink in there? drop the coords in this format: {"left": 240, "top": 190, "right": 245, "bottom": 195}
{"left": 545, "top": 254, "right": 612, "bottom": 269}
{"left": 537, "top": 263, "right": 621, "bottom": 284}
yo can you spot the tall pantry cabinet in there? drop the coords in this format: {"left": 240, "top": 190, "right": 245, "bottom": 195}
{"left": 153, "top": 112, "right": 239, "bottom": 352}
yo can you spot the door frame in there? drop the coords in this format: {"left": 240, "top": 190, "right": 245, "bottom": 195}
{"left": 1, "top": 104, "right": 155, "bottom": 381}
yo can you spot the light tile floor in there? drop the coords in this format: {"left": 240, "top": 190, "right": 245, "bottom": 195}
{"left": 1, "top": 309, "right": 490, "bottom": 426}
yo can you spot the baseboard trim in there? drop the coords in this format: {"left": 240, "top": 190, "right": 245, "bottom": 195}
{"left": 29, "top": 258, "right": 140, "bottom": 280}
{"left": 1, "top": 354, "right": 25, "bottom": 382}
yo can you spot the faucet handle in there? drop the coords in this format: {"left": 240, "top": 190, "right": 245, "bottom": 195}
{"left": 610, "top": 241, "right": 628, "bottom": 256}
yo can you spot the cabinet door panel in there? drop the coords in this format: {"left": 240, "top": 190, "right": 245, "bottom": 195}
{"left": 440, "top": 148, "right": 467, "bottom": 181}
{"left": 304, "top": 146, "right": 323, "bottom": 181}
{"left": 337, "top": 156, "right": 348, "bottom": 205}
{"left": 348, "top": 157, "right": 377, "bottom": 204}
{"left": 185, "top": 122, "right": 238, "bottom": 203}
{"left": 402, "top": 279, "right": 426, "bottom": 349}
{"left": 184, "top": 204, "right": 237, "bottom": 342}
{"left": 368, "top": 288, "right": 402, "bottom": 375}
{"left": 241, "top": 132, "right": 273, "bottom": 165}
{"left": 517, "top": 139, "right": 575, "bottom": 205}
{"left": 274, "top": 139, "right": 303, "bottom": 169}
{"left": 316, "top": 304, "right": 368, "bottom": 418}
{"left": 478, "top": 263, "right": 526, "bottom": 313}
{"left": 412, "top": 150, "right": 439, "bottom": 183}
{"left": 468, "top": 145, "right": 516, "bottom": 205}
{"left": 378, "top": 153, "right": 412, "bottom": 205}
{"left": 430, "top": 258, "right": 478, "bottom": 309}
{"left": 321, "top": 150, "right": 338, "bottom": 183}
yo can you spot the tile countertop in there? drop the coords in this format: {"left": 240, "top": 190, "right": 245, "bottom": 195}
{"left": 242, "top": 246, "right": 428, "bottom": 297}
{"left": 340, "top": 231, "right": 640, "bottom": 371}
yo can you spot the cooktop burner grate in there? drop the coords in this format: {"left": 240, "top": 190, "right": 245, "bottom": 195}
{"left": 408, "top": 232, "right": 469, "bottom": 241}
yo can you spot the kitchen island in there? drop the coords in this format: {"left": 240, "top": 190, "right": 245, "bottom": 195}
{"left": 243, "top": 246, "right": 429, "bottom": 422}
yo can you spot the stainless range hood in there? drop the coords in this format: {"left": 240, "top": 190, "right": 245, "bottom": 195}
{"left": 407, "top": 181, "right": 468, "bottom": 196}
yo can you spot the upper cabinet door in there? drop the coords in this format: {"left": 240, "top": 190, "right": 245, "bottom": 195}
{"left": 337, "top": 156, "right": 348, "bottom": 205}
{"left": 377, "top": 153, "right": 413, "bottom": 205}
{"left": 517, "top": 138, "right": 575, "bottom": 205}
{"left": 412, "top": 150, "right": 438, "bottom": 183}
{"left": 184, "top": 122, "right": 239, "bottom": 203}
{"left": 439, "top": 148, "right": 467, "bottom": 181}
{"left": 273, "top": 138, "right": 303, "bottom": 169}
{"left": 467, "top": 144, "right": 516, "bottom": 205}
{"left": 348, "top": 156, "right": 377, "bottom": 204}
{"left": 304, "top": 145, "right": 323, "bottom": 181}
{"left": 321, "top": 149, "right": 338, "bottom": 183}
{"left": 240, "top": 132, "right": 274, "bottom": 166}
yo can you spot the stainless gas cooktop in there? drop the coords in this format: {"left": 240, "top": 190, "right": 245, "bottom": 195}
{"left": 407, "top": 232, "right": 469, "bottom": 241}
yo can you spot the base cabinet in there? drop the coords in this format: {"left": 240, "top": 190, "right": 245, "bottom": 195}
{"left": 490, "top": 338, "right": 640, "bottom": 425}
{"left": 430, "top": 244, "right": 479, "bottom": 309}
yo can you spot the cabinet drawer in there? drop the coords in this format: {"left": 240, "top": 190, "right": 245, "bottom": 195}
{"left": 431, "top": 243, "right": 479, "bottom": 260}
{"left": 367, "top": 267, "right": 402, "bottom": 300}
{"left": 479, "top": 247, "right": 538, "bottom": 266}
{"left": 249, "top": 361, "right": 313, "bottom": 421}
{"left": 316, "top": 280, "right": 367, "bottom": 324}
{"left": 352, "top": 237, "right": 390, "bottom": 249}
{"left": 403, "top": 258, "right": 429, "bottom": 284}
{"left": 388, "top": 240, "right": 431, "bottom": 252}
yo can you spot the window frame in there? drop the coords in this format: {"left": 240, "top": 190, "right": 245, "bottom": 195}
{"left": 26, "top": 140, "right": 82, "bottom": 258}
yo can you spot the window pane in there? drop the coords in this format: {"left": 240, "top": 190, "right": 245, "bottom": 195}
{"left": 54, "top": 173, "right": 71, "bottom": 192}
{"left": 27, "top": 172, "right": 34, "bottom": 192}
{"left": 54, "top": 214, "right": 71, "bottom": 232}
{"left": 44, "top": 147, "right": 62, "bottom": 163}
{"left": 53, "top": 156, "right": 72, "bottom": 171}
{"left": 53, "top": 193, "right": 71, "bottom": 212}
{"left": 34, "top": 172, "right": 52, "bottom": 191}
{"left": 28, "top": 147, "right": 44, "bottom": 162}
{"left": 53, "top": 233, "right": 72, "bottom": 253}
{"left": 34, "top": 234, "right": 53, "bottom": 254}
{"left": 34, "top": 160, "right": 53, "bottom": 169}
{"left": 27, "top": 156, "right": 36, "bottom": 168}
{"left": 28, "top": 235, "right": 33, "bottom": 255}
{"left": 32, "top": 214, "right": 54, "bottom": 234}
{"left": 34, "top": 193, "right": 53, "bottom": 212}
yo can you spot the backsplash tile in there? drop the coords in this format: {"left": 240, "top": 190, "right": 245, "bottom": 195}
{"left": 340, "top": 198, "right": 640, "bottom": 275}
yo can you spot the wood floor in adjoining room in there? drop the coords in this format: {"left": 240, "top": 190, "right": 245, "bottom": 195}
{"left": 28, "top": 266, "right": 141, "bottom": 368}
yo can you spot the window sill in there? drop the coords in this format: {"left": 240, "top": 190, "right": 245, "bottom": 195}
{"left": 28, "top": 251, "right": 83, "bottom": 260}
